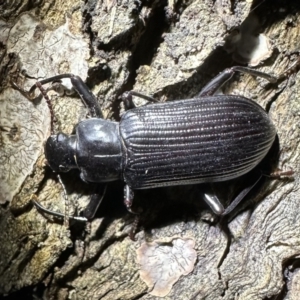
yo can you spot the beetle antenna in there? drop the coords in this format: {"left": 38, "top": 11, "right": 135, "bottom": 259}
{"left": 35, "top": 81, "right": 55, "bottom": 134}
{"left": 35, "top": 81, "right": 74, "bottom": 227}
{"left": 57, "top": 174, "right": 70, "bottom": 227}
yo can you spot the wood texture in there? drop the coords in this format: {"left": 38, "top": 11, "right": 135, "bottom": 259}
{"left": 0, "top": 1, "right": 300, "bottom": 299}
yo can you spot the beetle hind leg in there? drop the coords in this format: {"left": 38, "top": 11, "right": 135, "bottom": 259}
{"left": 221, "top": 173, "right": 262, "bottom": 215}
{"left": 202, "top": 173, "right": 263, "bottom": 216}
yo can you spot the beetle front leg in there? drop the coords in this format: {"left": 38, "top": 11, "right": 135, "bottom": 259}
{"left": 82, "top": 184, "right": 107, "bottom": 220}
{"left": 69, "top": 75, "right": 103, "bottom": 118}
{"left": 32, "top": 197, "right": 88, "bottom": 222}
{"left": 32, "top": 184, "right": 107, "bottom": 222}
{"left": 198, "top": 66, "right": 277, "bottom": 97}
{"left": 31, "top": 74, "right": 103, "bottom": 118}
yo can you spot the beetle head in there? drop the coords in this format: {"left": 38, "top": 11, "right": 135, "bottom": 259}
{"left": 45, "top": 133, "right": 77, "bottom": 173}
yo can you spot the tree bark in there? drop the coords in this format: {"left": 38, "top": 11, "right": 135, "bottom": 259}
{"left": 0, "top": 0, "right": 300, "bottom": 299}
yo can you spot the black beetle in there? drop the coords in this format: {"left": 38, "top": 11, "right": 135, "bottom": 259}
{"left": 28, "top": 66, "right": 278, "bottom": 235}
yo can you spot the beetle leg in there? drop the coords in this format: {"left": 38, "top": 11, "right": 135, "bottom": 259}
{"left": 32, "top": 197, "right": 88, "bottom": 222}
{"left": 129, "top": 215, "right": 140, "bottom": 241}
{"left": 57, "top": 174, "right": 70, "bottom": 227}
{"left": 202, "top": 193, "right": 225, "bottom": 215}
{"left": 202, "top": 173, "right": 262, "bottom": 216}
{"left": 198, "top": 66, "right": 277, "bottom": 97}
{"left": 31, "top": 74, "right": 103, "bottom": 118}
{"left": 268, "top": 169, "right": 294, "bottom": 178}
{"left": 69, "top": 75, "right": 103, "bottom": 118}
{"left": 81, "top": 184, "right": 107, "bottom": 220}
{"left": 121, "top": 91, "right": 159, "bottom": 110}
{"left": 122, "top": 67, "right": 277, "bottom": 104}
{"left": 32, "top": 184, "right": 107, "bottom": 222}
{"left": 123, "top": 184, "right": 135, "bottom": 213}
{"left": 221, "top": 173, "right": 262, "bottom": 215}
{"left": 123, "top": 184, "right": 143, "bottom": 213}
{"left": 123, "top": 185, "right": 142, "bottom": 240}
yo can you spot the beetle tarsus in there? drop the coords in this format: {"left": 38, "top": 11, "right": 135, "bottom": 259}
{"left": 268, "top": 169, "right": 294, "bottom": 178}
{"left": 129, "top": 214, "right": 140, "bottom": 241}
{"left": 10, "top": 80, "right": 38, "bottom": 100}
{"left": 32, "top": 199, "right": 88, "bottom": 222}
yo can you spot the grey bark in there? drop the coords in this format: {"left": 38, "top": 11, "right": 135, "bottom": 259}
{"left": 0, "top": 0, "right": 300, "bottom": 299}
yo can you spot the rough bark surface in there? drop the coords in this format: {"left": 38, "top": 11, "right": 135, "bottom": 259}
{"left": 0, "top": 0, "right": 300, "bottom": 299}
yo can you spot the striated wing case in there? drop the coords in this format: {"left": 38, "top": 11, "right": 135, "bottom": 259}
{"left": 119, "top": 95, "right": 276, "bottom": 189}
